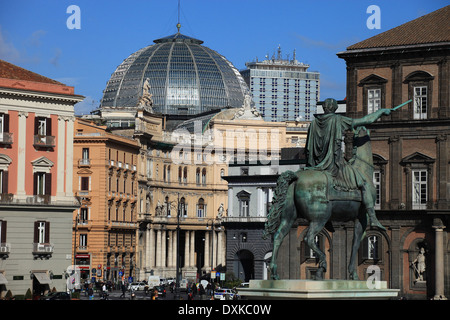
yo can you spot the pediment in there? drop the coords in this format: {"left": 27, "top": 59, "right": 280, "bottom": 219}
{"left": 236, "top": 190, "right": 251, "bottom": 198}
{"left": 358, "top": 74, "right": 388, "bottom": 86}
{"left": 401, "top": 152, "right": 434, "bottom": 164}
{"left": 31, "top": 156, "right": 54, "bottom": 167}
{"left": 77, "top": 168, "right": 93, "bottom": 175}
{"left": 404, "top": 70, "right": 434, "bottom": 83}
{"left": 0, "top": 154, "right": 12, "bottom": 165}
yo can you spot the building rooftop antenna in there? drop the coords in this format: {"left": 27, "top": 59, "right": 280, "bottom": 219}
{"left": 176, "top": 0, "right": 181, "bottom": 32}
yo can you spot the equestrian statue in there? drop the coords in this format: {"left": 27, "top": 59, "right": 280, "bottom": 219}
{"left": 263, "top": 98, "right": 411, "bottom": 280}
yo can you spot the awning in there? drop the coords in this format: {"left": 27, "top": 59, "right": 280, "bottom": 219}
{"left": 0, "top": 273, "right": 7, "bottom": 284}
{"left": 33, "top": 272, "right": 52, "bottom": 284}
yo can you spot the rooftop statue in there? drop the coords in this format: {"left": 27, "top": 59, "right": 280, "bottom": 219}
{"left": 137, "top": 78, "right": 154, "bottom": 112}
{"left": 263, "top": 98, "right": 411, "bottom": 280}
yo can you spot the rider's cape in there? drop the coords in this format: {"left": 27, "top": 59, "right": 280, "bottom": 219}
{"left": 305, "top": 113, "right": 365, "bottom": 191}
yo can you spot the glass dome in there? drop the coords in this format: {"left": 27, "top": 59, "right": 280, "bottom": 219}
{"left": 100, "top": 33, "right": 249, "bottom": 116}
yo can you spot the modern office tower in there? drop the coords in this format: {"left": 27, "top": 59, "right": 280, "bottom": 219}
{"left": 240, "top": 46, "right": 320, "bottom": 122}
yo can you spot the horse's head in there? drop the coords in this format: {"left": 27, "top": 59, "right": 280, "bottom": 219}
{"left": 351, "top": 127, "right": 374, "bottom": 174}
{"left": 353, "top": 126, "right": 370, "bottom": 148}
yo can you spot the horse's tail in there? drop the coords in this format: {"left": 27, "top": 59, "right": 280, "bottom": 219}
{"left": 262, "top": 170, "right": 298, "bottom": 239}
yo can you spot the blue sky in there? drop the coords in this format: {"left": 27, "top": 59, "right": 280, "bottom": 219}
{"left": 0, "top": 0, "right": 447, "bottom": 115}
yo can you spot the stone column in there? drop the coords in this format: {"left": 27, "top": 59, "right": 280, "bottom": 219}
{"left": 204, "top": 232, "right": 210, "bottom": 270}
{"left": 161, "top": 229, "right": 166, "bottom": 268}
{"left": 156, "top": 229, "right": 162, "bottom": 267}
{"left": 433, "top": 218, "right": 447, "bottom": 300}
{"left": 167, "top": 230, "right": 173, "bottom": 267}
{"left": 185, "top": 231, "right": 190, "bottom": 268}
{"left": 217, "top": 230, "right": 224, "bottom": 267}
{"left": 56, "top": 116, "right": 66, "bottom": 198}
{"left": 148, "top": 227, "right": 155, "bottom": 269}
{"left": 228, "top": 188, "right": 233, "bottom": 216}
{"left": 190, "top": 231, "right": 195, "bottom": 267}
{"left": 16, "top": 111, "right": 28, "bottom": 199}
{"left": 172, "top": 231, "right": 177, "bottom": 268}
{"left": 65, "top": 116, "right": 75, "bottom": 196}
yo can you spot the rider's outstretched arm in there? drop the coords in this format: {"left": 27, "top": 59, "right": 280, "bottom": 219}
{"left": 352, "top": 108, "right": 391, "bottom": 128}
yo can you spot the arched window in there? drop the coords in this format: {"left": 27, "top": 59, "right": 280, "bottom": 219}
{"left": 196, "top": 168, "right": 200, "bottom": 185}
{"left": 196, "top": 198, "right": 206, "bottom": 218}
{"left": 183, "top": 167, "right": 188, "bottom": 184}
{"left": 179, "top": 197, "right": 187, "bottom": 217}
{"left": 165, "top": 196, "right": 171, "bottom": 216}
{"left": 178, "top": 166, "right": 182, "bottom": 184}
{"left": 201, "top": 168, "right": 206, "bottom": 185}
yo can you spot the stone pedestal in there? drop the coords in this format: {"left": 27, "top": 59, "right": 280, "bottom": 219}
{"left": 238, "top": 280, "right": 399, "bottom": 300}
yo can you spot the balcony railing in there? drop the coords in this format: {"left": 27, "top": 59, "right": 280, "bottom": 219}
{"left": 0, "top": 242, "right": 11, "bottom": 255}
{"left": 32, "top": 242, "right": 54, "bottom": 255}
{"left": 0, "top": 193, "right": 14, "bottom": 203}
{"left": 0, "top": 132, "right": 13, "bottom": 145}
{"left": 78, "top": 158, "right": 91, "bottom": 167}
{"left": 34, "top": 135, "right": 56, "bottom": 148}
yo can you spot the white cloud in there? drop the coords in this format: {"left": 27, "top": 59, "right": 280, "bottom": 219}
{"left": 0, "top": 25, "right": 21, "bottom": 63}
{"left": 49, "top": 48, "right": 62, "bottom": 67}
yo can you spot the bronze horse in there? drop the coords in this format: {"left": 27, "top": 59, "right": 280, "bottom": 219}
{"left": 263, "top": 128, "right": 376, "bottom": 280}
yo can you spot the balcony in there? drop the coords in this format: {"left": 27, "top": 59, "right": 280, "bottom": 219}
{"left": 0, "top": 193, "right": 14, "bottom": 203}
{"left": 32, "top": 242, "right": 54, "bottom": 258}
{"left": 34, "top": 135, "right": 55, "bottom": 148}
{"left": 0, "top": 243, "right": 11, "bottom": 258}
{"left": 26, "top": 195, "right": 51, "bottom": 205}
{"left": 0, "top": 132, "right": 13, "bottom": 145}
{"left": 78, "top": 158, "right": 91, "bottom": 167}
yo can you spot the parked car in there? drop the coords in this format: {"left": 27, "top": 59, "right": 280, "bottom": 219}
{"left": 214, "top": 288, "right": 236, "bottom": 300}
{"left": 129, "top": 282, "right": 147, "bottom": 291}
{"left": 39, "top": 291, "right": 71, "bottom": 300}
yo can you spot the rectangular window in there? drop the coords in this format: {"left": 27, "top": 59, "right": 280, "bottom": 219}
{"left": 412, "top": 169, "right": 427, "bottom": 209}
{"left": 79, "top": 234, "right": 87, "bottom": 248}
{"left": 34, "top": 221, "right": 50, "bottom": 244}
{"left": 80, "top": 177, "right": 90, "bottom": 191}
{"left": 367, "top": 89, "right": 381, "bottom": 114}
{"left": 0, "top": 170, "right": 8, "bottom": 194}
{"left": 80, "top": 207, "right": 89, "bottom": 224}
{"left": 413, "top": 86, "right": 427, "bottom": 119}
{"left": 239, "top": 198, "right": 249, "bottom": 217}
{"left": 0, "top": 220, "right": 6, "bottom": 244}
{"left": 373, "top": 170, "right": 381, "bottom": 209}
{"left": 34, "top": 172, "right": 51, "bottom": 196}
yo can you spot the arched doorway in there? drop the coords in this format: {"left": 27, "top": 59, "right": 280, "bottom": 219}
{"left": 234, "top": 250, "right": 254, "bottom": 282}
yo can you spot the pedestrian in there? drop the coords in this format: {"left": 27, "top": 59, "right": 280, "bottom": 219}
{"left": 199, "top": 284, "right": 205, "bottom": 300}
{"left": 88, "top": 284, "right": 94, "bottom": 300}
{"left": 102, "top": 282, "right": 108, "bottom": 300}
{"left": 120, "top": 283, "right": 126, "bottom": 298}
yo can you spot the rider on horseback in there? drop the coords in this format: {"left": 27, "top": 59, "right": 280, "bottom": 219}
{"left": 305, "top": 98, "right": 391, "bottom": 230}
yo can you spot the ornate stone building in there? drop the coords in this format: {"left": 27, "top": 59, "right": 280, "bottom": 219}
{"left": 0, "top": 59, "right": 83, "bottom": 298}
{"left": 274, "top": 6, "right": 449, "bottom": 299}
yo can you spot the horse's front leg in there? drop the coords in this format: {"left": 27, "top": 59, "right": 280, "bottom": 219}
{"left": 349, "top": 215, "right": 367, "bottom": 280}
